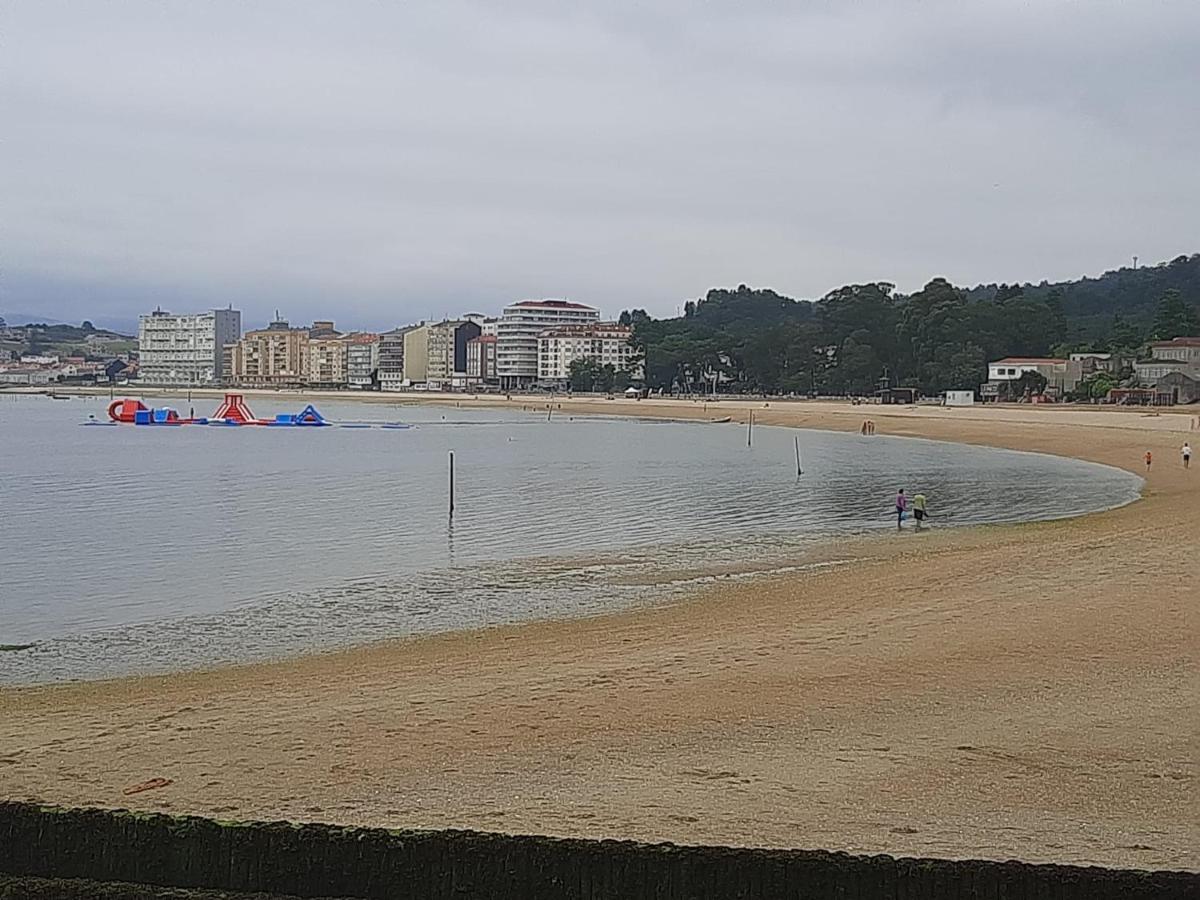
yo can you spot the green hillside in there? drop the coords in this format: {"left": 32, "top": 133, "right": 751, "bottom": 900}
{"left": 626, "top": 254, "right": 1199, "bottom": 395}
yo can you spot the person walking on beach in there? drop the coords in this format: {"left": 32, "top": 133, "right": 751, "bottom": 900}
{"left": 912, "top": 492, "right": 928, "bottom": 529}
{"left": 1144, "top": 450, "right": 1153, "bottom": 471}
{"left": 1184, "top": 443, "right": 1192, "bottom": 469}
{"left": 895, "top": 488, "right": 908, "bottom": 529}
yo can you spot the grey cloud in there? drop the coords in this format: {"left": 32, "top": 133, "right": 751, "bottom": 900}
{"left": 2, "top": 0, "right": 1197, "bottom": 331}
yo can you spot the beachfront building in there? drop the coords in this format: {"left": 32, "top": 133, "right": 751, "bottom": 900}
{"left": 230, "top": 316, "right": 309, "bottom": 387}
{"left": 537, "top": 322, "right": 641, "bottom": 386}
{"left": 1069, "top": 351, "right": 1121, "bottom": 375}
{"left": 346, "top": 333, "right": 380, "bottom": 389}
{"left": 1131, "top": 336, "right": 1200, "bottom": 405}
{"left": 401, "top": 325, "right": 431, "bottom": 385}
{"left": 426, "top": 320, "right": 482, "bottom": 389}
{"left": 1134, "top": 337, "right": 1200, "bottom": 383}
{"left": 378, "top": 326, "right": 417, "bottom": 392}
{"left": 466, "top": 334, "right": 498, "bottom": 384}
{"left": 0, "top": 368, "right": 57, "bottom": 386}
{"left": 137, "top": 307, "right": 242, "bottom": 386}
{"left": 981, "top": 357, "right": 1084, "bottom": 401}
{"left": 496, "top": 300, "right": 600, "bottom": 389}
{"left": 305, "top": 321, "right": 346, "bottom": 388}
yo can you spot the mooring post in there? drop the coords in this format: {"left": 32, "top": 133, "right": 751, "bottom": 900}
{"left": 747, "top": 410, "right": 753, "bottom": 447}
{"left": 449, "top": 450, "right": 455, "bottom": 519}
{"left": 794, "top": 435, "right": 802, "bottom": 477}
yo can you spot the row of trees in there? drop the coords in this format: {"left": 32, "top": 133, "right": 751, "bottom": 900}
{"left": 567, "top": 358, "right": 635, "bottom": 393}
{"left": 621, "top": 256, "right": 1199, "bottom": 396}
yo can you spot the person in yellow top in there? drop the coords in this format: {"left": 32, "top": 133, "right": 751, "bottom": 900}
{"left": 912, "top": 492, "right": 928, "bottom": 529}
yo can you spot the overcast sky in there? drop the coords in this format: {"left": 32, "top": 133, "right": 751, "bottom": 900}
{"left": 3, "top": 1, "right": 1197, "bottom": 331}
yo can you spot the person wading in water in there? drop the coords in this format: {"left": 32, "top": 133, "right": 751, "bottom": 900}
{"left": 912, "top": 492, "right": 928, "bottom": 529}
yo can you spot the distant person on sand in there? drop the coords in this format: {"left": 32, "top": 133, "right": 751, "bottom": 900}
{"left": 895, "top": 488, "right": 908, "bottom": 529}
{"left": 1145, "top": 450, "right": 1153, "bottom": 471}
{"left": 1184, "top": 443, "right": 1192, "bottom": 469}
{"left": 912, "top": 492, "right": 927, "bottom": 529}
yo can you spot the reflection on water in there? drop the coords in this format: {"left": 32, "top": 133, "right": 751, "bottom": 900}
{"left": 0, "top": 394, "right": 1141, "bottom": 683}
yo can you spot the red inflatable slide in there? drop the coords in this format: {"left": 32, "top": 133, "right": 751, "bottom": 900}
{"left": 107, "top": 398, "right": 149, "bottom": 423}
{"left": 212, "top": 393, "right": 258, "bottom": 424}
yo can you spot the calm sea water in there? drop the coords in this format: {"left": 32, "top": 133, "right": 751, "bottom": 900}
{"left": 0, "top": 393, "right": 1141, "bottom": 684}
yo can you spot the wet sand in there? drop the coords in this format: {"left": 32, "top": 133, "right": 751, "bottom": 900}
{"left": 1, "top": 398, "right": 1197, "bottom": 869}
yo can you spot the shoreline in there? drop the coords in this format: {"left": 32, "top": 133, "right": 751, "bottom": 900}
{"left": 1, "top": 392, "right": 1145, "bottom": 688}
{"left": 1, "top": 395, "right": 1196, "bottom": 870}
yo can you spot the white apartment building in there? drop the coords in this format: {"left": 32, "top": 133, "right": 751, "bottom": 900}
{"left": 496, "top": 300, "right": 600, "bottom": 389}
{"left": 537, "top": 323, "right": 641, "bottom": 384}
{"left": 346, "top": 333, "right": 380, "bottom": 389}
{"left": 138, "top": 307, "right": 241, "bottom": 386}
{"left": 467, "top": 335, "right": 498, "bottom": 383}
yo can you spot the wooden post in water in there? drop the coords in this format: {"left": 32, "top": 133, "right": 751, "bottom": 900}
{"left": 547, "top": 405, "right": 553, "bottom": 422}
{"left": 747, "top": 410, "right": 753, "bottom": 447}
{"left": 794, "top": 436, "right": 803, "bottom": 477}
{"left": 448, "top": 451, "right": 455, "bottom": 519}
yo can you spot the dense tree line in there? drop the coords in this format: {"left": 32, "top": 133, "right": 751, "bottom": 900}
{"left": 624, "top": 254, "right": 1199, "bottom": 396}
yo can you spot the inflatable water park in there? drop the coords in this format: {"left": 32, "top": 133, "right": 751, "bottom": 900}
{"left": 88, "top": 393, "right": 411, "bottom": 430}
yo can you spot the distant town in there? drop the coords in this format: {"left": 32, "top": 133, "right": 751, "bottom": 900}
{"left": 0, "top": 301, "right": 644, "bottom": 394}
{"left": 1, "top": 287, "right": 1197, "bottom": 405}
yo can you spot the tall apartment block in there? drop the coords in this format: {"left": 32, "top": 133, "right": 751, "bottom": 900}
{"left": 495, "top": 300, "right": 599, "bottom": 389}
{"left": 137, "top": 307, "right": 242, "bottom": 386}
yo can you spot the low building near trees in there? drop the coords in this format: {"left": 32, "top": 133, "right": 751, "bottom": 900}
{"left": 1151, "top": 370, "right": 1200, "bottom": 405}
{"left": 1133, "top": 336, "right": 1200, "bottom": 382}
{"left": 875, "top": 386, "right": 919, "bottom": 404}
{"left": 982, "top": 357, "right": 1084, "bottom": 401}
{"left": 1124, "top": 336, "right": 1200, "bottom": 405}
{"left": 944, "top": 389, "right": 975, "bottom": 406}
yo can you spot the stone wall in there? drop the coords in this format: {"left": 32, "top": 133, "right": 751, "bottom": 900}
{"left": 1, "top": 803, "right": 1194, "bottom": 899}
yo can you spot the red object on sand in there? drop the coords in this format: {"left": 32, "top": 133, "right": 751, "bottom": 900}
{"left": 122, "top": 777, "right": 173, "bottom": 795}
{"left": 212, "top": 393, "right": 257, "bottom": 424}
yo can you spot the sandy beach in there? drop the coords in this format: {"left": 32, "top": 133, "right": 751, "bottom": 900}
{"left": 1, "top": 395, "right": 1197, "bottom": 870}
